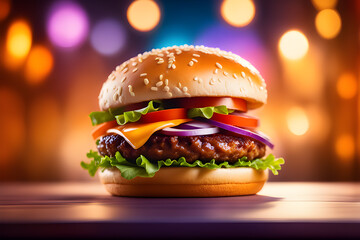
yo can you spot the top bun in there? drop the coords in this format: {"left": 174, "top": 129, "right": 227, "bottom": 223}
{"left": 99, "top": 45, "right": 267, "bottom": 111}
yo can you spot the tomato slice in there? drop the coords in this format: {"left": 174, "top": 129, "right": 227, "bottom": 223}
{"left": 164, "top": 97, "right": 247, "bottom": 112}
{"left": 139, "top": 108, "right": 187, "bottom": 123}
{"left": 91, "top": 120, "right": 118, "bottom": 140}
{"left": 211, "top": 113, "right": 259, "bottom": 128}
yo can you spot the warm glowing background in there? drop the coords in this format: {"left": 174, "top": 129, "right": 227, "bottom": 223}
{"left": 0, "top": 0, "right": 359, "bottom": 181}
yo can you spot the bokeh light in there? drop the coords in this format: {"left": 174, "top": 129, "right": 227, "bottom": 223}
{"left": 315, "top": 9, "right": 341, "bottom": 39}
{"left": 0, "top": 0, "right": 11, "bottom": 21}
{"left": 194, "top": 24, "right": 269, "bottom": 80}
{"left": 220, "top": 0, "right": 255, "bottom": 27}
{"left": 286, "top": 107, "right": 310, "bottom": 136}
{"left": 47, "top": 1, "right": 89, "bottom": 48}
{"left": 336, "top": 72, "right": 357, "bottom": 99}
{"left": 90, "top": 19, "right": 126, "bottom": 56}
{"left": 279, "top": 30, "right": 309, "bottom": 60}
{"left": 25, "top": 45, "right": 54, "bottom": 84}
{"left": 127, "top": 0, "right": 161, "bottom": 32}
{"left": 6, "top": 20, "right": 32, "bottom": 59}
{"left": 311, "top": 0, "right": 338, "bottom": 10}
{"left": 335, "top": 134, "right": 355, "bottom": 161}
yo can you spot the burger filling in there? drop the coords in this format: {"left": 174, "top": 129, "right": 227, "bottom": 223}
{"left": 97, "top": 133, "right": 266, "bottom": 163}
{"left": 82, "top": 99, "right": 284, "bottom": 180}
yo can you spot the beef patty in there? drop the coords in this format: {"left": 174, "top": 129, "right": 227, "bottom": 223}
{"left": 97, "top": 133, "right": 266, "bottom": 163}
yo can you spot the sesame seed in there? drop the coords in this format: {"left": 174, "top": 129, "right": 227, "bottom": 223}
{"left": 174, "top": 87, "right": 182, "bottom": 93}
{"left": 151, "top": 87, "right": 158, "bottom": 91}
{"left": 164, "top": 86, "right": 170, "bottom": 92}
{"left": 144, "top": 78, "right": 149, "bottom": 85}
{"left": 214, "top": 69, "right": 218, "bottom": 74}
{"left": 132, "top": 62, "right": 138, "bottom": 66}
{"left": 113, "top": 93, "right": 119, "bottom": 101}
{"left": 223, "top": 71, "right": 228, "bottom": 76}
{"left": 156, "top": 58, "right": 164, "bottom": 64}
{"left": 172, "top": 64, "right": 176, "bottom": 69}
{"left": 178, "top": 82, "right": 182, "bottom": 88}
{"left": 176, "top": 50, "right": 182, "bottom": 55}
{"left": 119, "top": 87, "right": 123, "bottom": 95}
{"left": 233, "top": 73, "right": 238, "bottom": 79}
{"left": 156, "top": 81, "right": 163, "bottom": 87}
{"left": 123, "top": 68, "right": 129, "bottom": 73}
{"left": 140, "top": 73, "right": 147, "bottom": 77}
{"left": 138, "top": 57, "right": 143, "bottom": 63}
{"left": 130, "top": 92, "right": 135, "bottom": 96}
{"left": 185, "top": 93, "right": 191, "bottom": 97}
{"left": 159, "top": 74, "right": 163, "bottom": 80}
{"left": 193, "top": 77, "right": 198, "bottom": 81}
{"left": 128, "top": 85, "right": 133, "bottom": 91}
{"left": 157, "top": 53, "right": 164, "bottom": 57}
{"left": 121, "top": 76, "right": 126, "bottom": 83}
{"left": 215, "top": 62, "right": 222, "bottom": 69}
{"left": 192, "top": 58, "right": 198, "bottom": 63}
{"left": 241, "top": 72, "right": 246, "bottom": 78}
{"left": 188, "top": 61, "right": 194, "bottom": 67}
{"left": 115, "top": 65, "right": 121, "bottom": 71}
{"left": 183, "top": 87, "right": 188, "bottom": 92}
{"left": 165, "top": 79, "right": 169, "bottom": 85}
{"left": 132, "top": 68, "right": 138, "bottom": 73}
{"left": 193, "top": 53, "right": 200, "bottom": 57}
{"left": 260, "top": 86, "right": 264, "bottom": 90}
{"left": 108, "top": 74, "right": 116, "bottom": 81}
{"left": 166, "top": 92, "right": 173, "bottom": 97}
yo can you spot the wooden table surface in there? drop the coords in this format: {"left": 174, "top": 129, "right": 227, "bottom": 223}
{"left": 0, "top": 182, "right": 359, "bottom": 239}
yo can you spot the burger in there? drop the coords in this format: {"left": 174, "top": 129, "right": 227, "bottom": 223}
{"left": 81, "top": 45, "right": 284, "bottom": 197}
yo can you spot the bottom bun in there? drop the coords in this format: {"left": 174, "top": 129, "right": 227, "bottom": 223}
{"left": 99, "top": 167, "right": 268, "bottom": 197}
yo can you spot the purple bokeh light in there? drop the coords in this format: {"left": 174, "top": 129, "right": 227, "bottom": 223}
{"left": 90, "top": 19, "right": 126, "bottom": 56}
{"left": 47, "top": 1, "right": 89, "bottom": 48}
{"left": 194, "top": 24, "right": 272, "bottom": 81}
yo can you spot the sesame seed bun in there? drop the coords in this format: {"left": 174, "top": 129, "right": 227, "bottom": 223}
{"left": 99, "top": 167, "right": 268, "bottom": 197}
{"left": 99, "top": 45, "right": 267, "bottom": 111}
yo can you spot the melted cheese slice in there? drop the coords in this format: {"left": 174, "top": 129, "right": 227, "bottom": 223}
{"left": 107, "top": 119, "right": 191, "bottom": 149}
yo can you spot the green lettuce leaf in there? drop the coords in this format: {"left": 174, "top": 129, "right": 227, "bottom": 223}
{"left": 187, "top": 105, "right": 234, "bottom": 119}
{"left": 89, "top": 107, "right": 124, "bottom": 126}
{"left": 81, "top": 151, "right": 285, "bottom": 180}
{"left": 115, "top": 100, "right": 162, "bottom": 125}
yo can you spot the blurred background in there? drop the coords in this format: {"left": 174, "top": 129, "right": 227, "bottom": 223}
{"left": 0, "top": 0, "right": 358, "bottom": 182}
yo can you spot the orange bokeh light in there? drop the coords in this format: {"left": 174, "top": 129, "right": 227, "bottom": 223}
{"left": 220, "top": 0, "right": 255, "bottom": 27}
{"left": 279, "top": 30, "right": 309, "bottom": 60}
{"left": 6, "top": 19, "right": 32, "bottom": 59}
{"left": 286, "top": 107, "right": 310, "bottom": 136}
{"left": 315, "top": 9, "right": 341, "bottom": 39}
{"left": 311, "top": 0, "right": 338, "bottom": 10}
{"left": 335, "top": 134, "right": 355, "bottom": 162}
{"left": 127, "top": 0, "right": 161, "bottom": 32}
{"left": 336, "top": 72, "right": 357, "bottom": 99}
{"left": 24, "top": 45, "right": 54, "bottom": 84}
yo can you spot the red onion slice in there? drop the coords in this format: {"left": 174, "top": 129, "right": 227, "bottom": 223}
{"left": 199, "top": 119, "right": 274, "bottom": 149}
{"left": 161, "top": 125, "right": 219, "bottom": 136}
